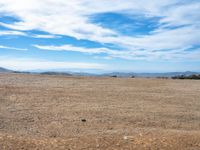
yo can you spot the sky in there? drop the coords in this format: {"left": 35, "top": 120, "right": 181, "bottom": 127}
{"left": 0, "top": 0, "right": 200, "bottom": 73}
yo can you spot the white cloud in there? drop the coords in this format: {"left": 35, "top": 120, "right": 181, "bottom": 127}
{"left": 0, "top": 0, "right": 199, "bottom": 60}
{"left": 0, "top": 30, "right": 59, "bottom": 39}
{"left": 0, "top": 30, "right": 26, "bottom": 36}
{"left": 31, "top": 34, "right": 60, "bottom": 39}
{"left": 33, "top": 44, "right": 113, "bottom": 54}
{"left": 159, "top": 2, "right": 200, "bottom": 27}
{"left": 0, "top": 57, "right": 106, "bottom": 71}
{"left": 33, "top": 43, "right": 200, "bottom": 61}
{"left": 0, "top": 45, "right": 27, "bottom": 51}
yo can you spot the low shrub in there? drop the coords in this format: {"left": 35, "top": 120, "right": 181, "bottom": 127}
{"left": 172, "top": 74, "right": 200, "bottom": 80}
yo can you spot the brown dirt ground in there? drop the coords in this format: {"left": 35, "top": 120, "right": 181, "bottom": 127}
{"left": 0, "top": 73, "right": 200, "bottom": 150}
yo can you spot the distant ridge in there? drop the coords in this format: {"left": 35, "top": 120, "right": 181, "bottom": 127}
{"left": 40, "top": 72, "right": 72, "bottom": 76}
{"left": 38, "top": 71, "right": 200, "bottom": 77}
{"left": 0, "top": 67, "right": 12, "bottom": 73}
{"left": 101, "top": 71, "right": 200, "bottom": 77}
{"left": 0, "top": 67, "right": 199, "bottom": 78}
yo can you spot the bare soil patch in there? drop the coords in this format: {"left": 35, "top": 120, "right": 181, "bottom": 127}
{"left": 0, "top": 73, "right": 200, "bottom": 149}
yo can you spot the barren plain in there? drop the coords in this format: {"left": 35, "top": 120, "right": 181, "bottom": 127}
{"left": 0, "top": 73, "right": 200, "bottom": 150}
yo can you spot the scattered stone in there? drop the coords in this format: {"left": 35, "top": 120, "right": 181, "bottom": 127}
{"left": 123, "top": 136, "right": 134, "bottom": 140}
{"left": 81, "top": 119, "right": 86, "bottom": 122}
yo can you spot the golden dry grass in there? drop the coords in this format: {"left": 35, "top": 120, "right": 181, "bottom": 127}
{"left": 0, "top": 73, "right": 200, "bottom": 149}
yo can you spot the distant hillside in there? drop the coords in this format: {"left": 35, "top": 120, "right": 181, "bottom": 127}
{"left": 101, "top": 71, "right": 200, "bottom": 78}
{"left": 40, "top": 72, "right": 72, "bottom": 76}
{"left": 0, "top": 67, "right": 199, "bottom": 78}
{"left": 0, "top": 67, "right": 12, "bottom": 73}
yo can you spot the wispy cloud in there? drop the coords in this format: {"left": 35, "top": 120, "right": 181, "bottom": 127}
{"left": 0, "top": 30, "right": 26, "bottom": 36}
{"left": 0, "top": 45, "right": 27, "bottom": 51}
{"left": 31, "top": 34, "right": 60, "bottom": 39}
{"left": 33, "top": 44, "right": 112, "bottom": 54}
{"left": 33, "top": 43, "right": 200, "bottom": 61}
{"left": 0, "top": 29, "right": 60, "bottom": 39}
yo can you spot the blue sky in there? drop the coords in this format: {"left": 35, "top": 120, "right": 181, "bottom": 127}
{"left": 0, "top": 0, "right": 200, "bottom": 73}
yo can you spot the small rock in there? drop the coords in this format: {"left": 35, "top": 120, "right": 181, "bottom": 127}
{"left": 124, "top": 136, "right": 128, "bottom": 140}
{"left": 81, "top": 119, "right": 86, "bottom": 122}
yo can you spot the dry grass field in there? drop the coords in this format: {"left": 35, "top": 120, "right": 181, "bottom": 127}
{"left": 0, "top": 73, "right": 200, "bottom": 150}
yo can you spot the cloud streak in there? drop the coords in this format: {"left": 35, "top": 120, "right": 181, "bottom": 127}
{"left": 0, "top": 45, "right": 27, "bottom": 51}
{"left": 0, "top": 29, "right": 60, "bottom": 39}
{"left": 0, "top": 30, "right": 26, "bottom": 36}
{"left": 33, "top": 44, "right": 113, "bottom": 54}
{"left": 31, "top": 34, "right": 60, "bottom": 39}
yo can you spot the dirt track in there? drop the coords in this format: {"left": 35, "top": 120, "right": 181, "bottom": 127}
{"left": 0, "top": 73, "right": 200, "bottom": 149}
